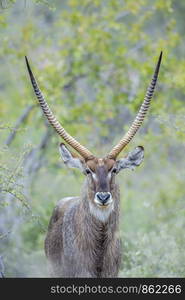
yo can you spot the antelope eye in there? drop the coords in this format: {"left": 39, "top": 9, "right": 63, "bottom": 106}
{"left": 112, "top": 168, "right": 117, "bottom": 173}
{"left": 85, "top": 168, "right": 91, "bottom": 175}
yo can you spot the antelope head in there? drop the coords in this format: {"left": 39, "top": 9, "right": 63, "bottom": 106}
{"left": 25, "top": 53, "right": 162, "bottom": 219}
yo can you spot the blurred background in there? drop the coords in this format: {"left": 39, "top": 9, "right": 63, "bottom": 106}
{"left": 0, "top": 0, "right": 185, "bottom": 277}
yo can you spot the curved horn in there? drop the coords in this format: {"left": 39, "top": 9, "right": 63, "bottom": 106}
{"left": 107, "top": 52, "right": 162, "bottom": 159}
{"left": 25, "top": 56, "right": 94, "bottom": 160}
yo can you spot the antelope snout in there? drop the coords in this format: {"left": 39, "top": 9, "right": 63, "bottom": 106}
{"left": 95, "top": 192, "right": 112, "bottom": 206}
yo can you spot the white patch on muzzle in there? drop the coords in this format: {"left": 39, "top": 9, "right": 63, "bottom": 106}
{"left": 89, "top": 193, "right": 114, "bottom": 223}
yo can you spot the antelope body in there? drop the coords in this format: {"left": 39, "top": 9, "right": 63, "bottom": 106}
{"left": 25, "top": 52, "right": 162, "bottom": 277}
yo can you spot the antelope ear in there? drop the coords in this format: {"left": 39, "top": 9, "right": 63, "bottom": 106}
{"left": 59, "top": 143, "right": 84, "bottom": 170}
{"left": 116, "top": 146, "right": 144, "bottom": 172}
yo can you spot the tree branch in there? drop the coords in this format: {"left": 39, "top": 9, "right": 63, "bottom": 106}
{"left": 5, "top": 104, "right": 35, "bottom": 146}
{"left": 0, "top": 255, "right": 5, "bottom": 278}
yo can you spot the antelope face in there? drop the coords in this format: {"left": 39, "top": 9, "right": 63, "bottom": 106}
{"left": 59, "top": 144, "right": 144, "bottom": 221}
{"left": 85, "top": 159, "right": 115, "bottom": 222}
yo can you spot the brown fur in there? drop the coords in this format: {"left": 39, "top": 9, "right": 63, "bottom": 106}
{"left": 45, "top": 158, "right": 122, "bottom": 278}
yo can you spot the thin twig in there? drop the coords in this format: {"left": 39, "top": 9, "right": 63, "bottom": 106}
{"left": 1, "top": 189, "right": 31, "bottom": 211}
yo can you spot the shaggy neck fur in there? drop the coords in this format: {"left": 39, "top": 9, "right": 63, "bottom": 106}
{"left": 75, "top": 179, "right": 120, "bottom": 277}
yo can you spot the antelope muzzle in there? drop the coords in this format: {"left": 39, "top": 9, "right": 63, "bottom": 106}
{"left": 94, "top": 192, "right": 113, "bottom": 207}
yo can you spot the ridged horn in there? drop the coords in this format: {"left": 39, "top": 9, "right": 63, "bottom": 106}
{"left": 25, "top": 56, "right": 94, "bottom": 160}
{"left": 107, "top": 51, "right": 162, "bottom": 159}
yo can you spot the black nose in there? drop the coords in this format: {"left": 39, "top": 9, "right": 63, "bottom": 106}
{"left": 96, "top": 192, "right": 110, "bottom": 205}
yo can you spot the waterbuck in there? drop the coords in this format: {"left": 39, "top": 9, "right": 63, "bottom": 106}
{"left": 25, "top": 52, "right": 162, "bottom": 277}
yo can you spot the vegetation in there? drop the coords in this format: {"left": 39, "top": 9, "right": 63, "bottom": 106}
{"left": 0, "top": 0, "right": 185, "bottom": 277}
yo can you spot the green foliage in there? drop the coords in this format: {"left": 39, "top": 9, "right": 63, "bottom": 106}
{"left": 0, "top": 0, "right": 185, "bottom": 277}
